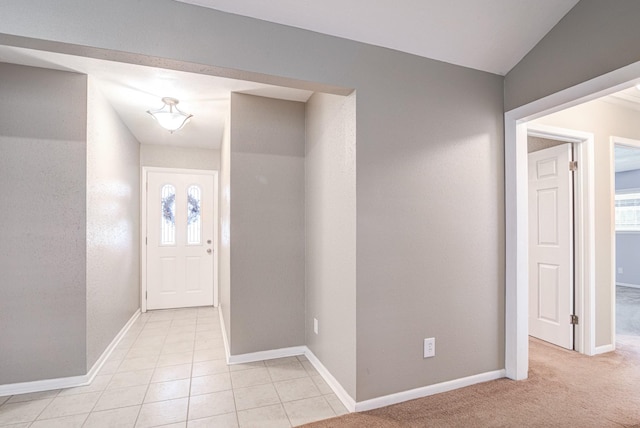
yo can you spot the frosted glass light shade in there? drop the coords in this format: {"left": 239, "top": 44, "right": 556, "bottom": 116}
{"left": 147, "top": 97, "right": 193, "bottom": 133}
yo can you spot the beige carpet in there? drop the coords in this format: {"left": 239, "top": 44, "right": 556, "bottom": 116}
{"left": 305, "top": 336, "right": 640, "bottom": 427}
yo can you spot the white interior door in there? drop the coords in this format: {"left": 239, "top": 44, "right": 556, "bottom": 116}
{"left": 528, "top": 143, "right": 574, "bottom": 350}
{"left": 146, "top": 171, "right": 215, "bottom": 310}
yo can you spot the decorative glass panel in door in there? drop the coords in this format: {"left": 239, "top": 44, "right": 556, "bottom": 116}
{"left": 146, "top": 172, "right": 214, "bottom": 310}
{"left": 187, "top": 185, "right": 202, "bottom": 245}
{"left": 160, "top": 184, "right": 176, "bottom": 245}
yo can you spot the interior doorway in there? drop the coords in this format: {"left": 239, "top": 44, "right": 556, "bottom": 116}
{"left": 527, "top": 138, "right": 575, "bottom": 350}
{"left": 525, "top": 124, "right": 595, "bottom": 356}
{"left": 141, "top": 167, "right": 219, "bottom": 312}
{"left": 612, "top": 137, "right": 640, "bottom": 339}
{"left": 506, "top": 62, "right": 640, "bottom": 381}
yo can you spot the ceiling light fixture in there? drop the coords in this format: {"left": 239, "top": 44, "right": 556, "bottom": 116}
{"left": 147, "top": 97, "right": 193, "bottom": 133}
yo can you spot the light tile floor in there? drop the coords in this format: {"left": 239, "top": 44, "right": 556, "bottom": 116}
{"left": 0, "top": 307, "right": 348, "bottom": 427}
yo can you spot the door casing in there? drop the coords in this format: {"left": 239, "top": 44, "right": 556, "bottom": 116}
{"left": 504, "top": 60, "right": 640, "bottom": 381}
{"left": 141, "top": 166, "right": 219, "bottom": 313}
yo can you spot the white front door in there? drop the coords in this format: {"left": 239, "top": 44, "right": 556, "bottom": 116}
{"left": 146, "top": 170, "right": 215, "bottom": 310}
{"left": 528, "top": 144, "right": 574, "bottom": 350}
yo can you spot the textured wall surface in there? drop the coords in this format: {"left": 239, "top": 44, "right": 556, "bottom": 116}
{"left": 532, "top": 100, "right": 640, "bottom": 347}
{"left": 140, "top": 144, "right": 220, "bottom": 170}
{"left": 355, "top": 59, "right": 504, "bottom": 400}
{"left": 305, "top": 92, "right": 357, "bottom": 398}
{"left": 219, "top": 112, "right": 232, "bottom": 343}
{"left": 86, "top": 78, "right": 141, "bottom": 369}
{"left": 0, "top": 0, "right": 505, "bottom": 401}
{"left": 229, "top": 93, "right": 306, "bottom": 354}
{"left": 0, "top": 63, "right": 88, "bottom": 383}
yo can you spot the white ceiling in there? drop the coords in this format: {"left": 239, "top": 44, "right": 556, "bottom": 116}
{"left": 605, "top": 87, "right": 640, "bottom": 114}
{"left": 599, "top": 88, "right": 640, "bottom": 172}
{"left": 177, "top": 0, "right": 579, "bottom": 76}
{"left": 0, "top": 46, "right": 312, "bottom": 150}
{"left": 0, "top": 1, "right": 583, "bottom": 150}
{"left": 6, "top": 0, "right": 639, "bottom": 158}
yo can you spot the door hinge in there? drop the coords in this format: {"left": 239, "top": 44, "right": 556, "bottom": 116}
{"left": 569, "top": 161, "right": 578, "bottom": 171}
{"left": 145, "top": 291, "right": 147, "bottom": 300}
{"left": 570, "top": 314, "right": 579, "bottom": 325}
{"left": 146, "top": 237, "right": 148, "bottom": 245}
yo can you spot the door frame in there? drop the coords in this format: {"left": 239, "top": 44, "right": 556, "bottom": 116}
{"left": 527, "top": 124, "right": 595, "bottom": 355}
{"left": 610, "top": 136, "right": 640, "bottom": 350}
{"left": 141, "top": 166, "right": 219, "bottom": 313}
{"left": 505, "top": 60, "right": 640, "bottom": 381}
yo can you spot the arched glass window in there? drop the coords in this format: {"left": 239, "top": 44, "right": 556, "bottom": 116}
{"left": 161, "top": 184, "right": 176, "bottom": 245}
{"left": 187, "top": 185, "right": 202, "bottom": 245}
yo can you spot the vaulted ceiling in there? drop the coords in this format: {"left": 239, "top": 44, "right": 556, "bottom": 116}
{"left": 176, "top": 0, "right": 580, "bottom": 75}
{"left": 7, "top": 0, "right": 640, "bottom": 157}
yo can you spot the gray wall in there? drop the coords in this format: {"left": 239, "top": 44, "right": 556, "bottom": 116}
{"left": 615, "top": 168, "right": 640, "bottom": 287}
{"left": 355, "top": 62, "right": 504, "bottom": 401}
{"left": 0, "top": 0, "right": 505, "bottom": 401}
{"left": 532, "top": 100, "right": 640, "bottom": 346}
{"left": 305, "top": 92, "right": 357, "bottom": 398}
{"left": 219, "top": 113, "right": 231, "bottom": 342}
{"left": 505, "top": 0, "right": 640, "bottom": 111}
{"left": 140, "top": 144, "right": 220, "bottom": 170}
{"left": 86, "top": 77, "right": 141, "bottom": 368}
{"left": 229, "top": 93, "right": 306, "bottom": 354}
{"left": 0, "top": 63, "right": 87, "bottom": 383}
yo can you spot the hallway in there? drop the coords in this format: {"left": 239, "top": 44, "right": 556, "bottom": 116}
{"left": 0, "top": 307, "right": 347, "bottom": 427}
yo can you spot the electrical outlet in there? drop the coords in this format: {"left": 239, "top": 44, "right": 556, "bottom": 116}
{"left": 314, "top": 318, "right": 319, "bottom": 335}
{"left": 424, "top": 337, "right": 435, "bottom": 358}
{"left": 618, "top": 267, "right": 623, "bottom": 274}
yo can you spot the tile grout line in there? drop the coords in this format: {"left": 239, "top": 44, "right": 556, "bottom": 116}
{"left": 2, "top": 307, "right": 342, "bottom": 427}
{"left": 84, "top": 315, "right": 146, "bottom": 426}
{"left": 198, "top": 308, "right": 238, "bottom": 427}
{"left": 266, "top": 360, "right": 294, "bottom": 428}
{"left": 185, "top": 311, "right": 197, "bottom": 425}
{"left": 98, "top": 310, "right": 147, "bottom": 427}
{"left": 131, "top": 312, "right": 154, "bottom": 428}
{"left": 28, "top": 383, "right": 62, "bottom": 424}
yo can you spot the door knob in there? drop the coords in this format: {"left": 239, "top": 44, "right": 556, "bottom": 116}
{"left": 207, "top": 249, "right": 212, "bottom": 254}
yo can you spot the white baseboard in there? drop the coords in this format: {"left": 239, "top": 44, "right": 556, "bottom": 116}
{"left": 222, "top": 341, "right": 505, "bottom": 414}
{"left": 617, "top": 282, "right": 640, "bottom": 289}
{"left": 594, "top": 344, "right": 615, "bottom": 355}
{"left": 304, "top": 349, "right": 356, "bottom": 412}
{"left": 86, "top": 309, "right": 141, "bottom": 384}
{"left": 218, "top": 307, "right": 231, "bottom": 364}
{"left": 0, "top": 309, "right": 141, "bottom": 397}
{"left": 304, "top": 348, "right": 504, "bottom": 413}
{"left": 353, "top": 369, "right": 506, "bottom": 412}
{"left": 207, "top": 317, "right": 507, "bottom": 414}
{"left": 228, "top": 346, "right": 307, "bottom": 365}
{"left": 224, "top": 343, "right": 357, "bottom": 412}
{"left": 0, "top": 373, "right": 90, "bottom": 397}
{"left": 218, "top": 307, "right": 306, "bottom": 366}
